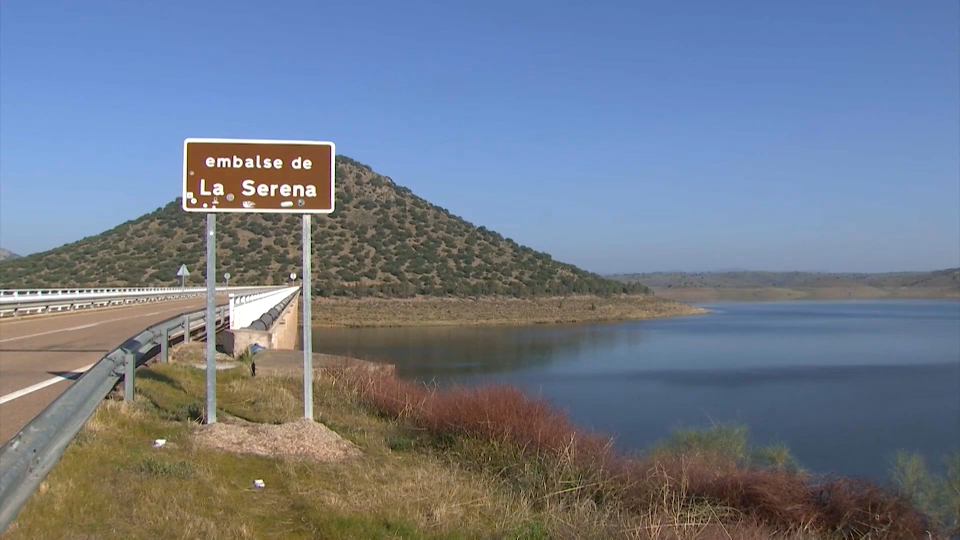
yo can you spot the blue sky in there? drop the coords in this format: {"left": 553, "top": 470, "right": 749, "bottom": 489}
{"left": 1, "top": 0, "right": 958, "bottom": 273}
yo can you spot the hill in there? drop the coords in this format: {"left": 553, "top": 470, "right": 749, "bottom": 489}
{"left": 0, "top": 248, "right": 21, "bottom": 262}
{"left": 609, "top": 270, "right": 960, "bottom": 301}
{"left": 0, "top": 156, "right": 650, "bottom": 298}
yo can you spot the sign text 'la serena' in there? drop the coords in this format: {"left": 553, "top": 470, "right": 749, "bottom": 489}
{"left": 182, "top": 138, "right": 335, "bottom": 213}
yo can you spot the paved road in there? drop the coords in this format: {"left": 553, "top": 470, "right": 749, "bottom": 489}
{"left": 0, "top": 298, "right": 225, "bottom": 445}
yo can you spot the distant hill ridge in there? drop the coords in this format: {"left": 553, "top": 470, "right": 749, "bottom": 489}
{"left": 610, "top": 269, "right": 960, "bottom": 289}
{"left": 609, "top": 269, "right": 960, "bottom": 301}
{"left": 0, "top": 248, "right": 20, "bottom": 262}
{"left": 0, "top": 156, "right": 650, "bottom": 298}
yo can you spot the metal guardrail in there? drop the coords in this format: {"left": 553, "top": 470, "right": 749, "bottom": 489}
{"left": 0, "top": 286, "right": 273, "bottom": 532}
{"left": 0, "top": 285, "right": 283, "bottom": 317}
{"left": 0, "top": 286, "right": 193, "bottom": 297}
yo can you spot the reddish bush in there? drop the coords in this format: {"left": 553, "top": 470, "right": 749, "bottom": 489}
{"left": 347, "top": 372, "right": 615, "bottom": 464}
{"left": 811, "top": 477, "right": 931, "bottom": 539}
{"left": 349, "top": 371, "right": 429, "bottom": 419}
{"left": 420, "top": 384, "right": 602, "bottom": 455}
{"left": 694, "top": 468, "right": 818, "bottom": 529}
{"left": 339, "top": 372, "right": 936, "bottom": 539}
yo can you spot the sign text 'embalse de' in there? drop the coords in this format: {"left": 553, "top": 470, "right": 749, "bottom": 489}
{"left": 182, "top": 138, "right": 335, "bottom": 213}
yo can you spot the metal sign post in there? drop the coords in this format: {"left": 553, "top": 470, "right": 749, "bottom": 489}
{"left": 205, "top": 214, "right": 217, "bottom": 424}
{"left": 302, "top": 215, "right": 313, "bottom": 420}
{"left": 182, "top": 137, "right": 335, "bottom": 425}
{"left": 176, "top": 264, "right": 189, "bottom": 288}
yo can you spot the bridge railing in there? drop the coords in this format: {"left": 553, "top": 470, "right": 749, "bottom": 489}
{"left": 228, "top": 286, "right": 300, "bottom": 329}
{"left": 0, "top": 287, "right": 289, "bottom": 531}
{"left": 0, "top": 285, "right": 284, "bottom": 317}
{"left": 0, "top": 287, "right": 190, "bottom": 297}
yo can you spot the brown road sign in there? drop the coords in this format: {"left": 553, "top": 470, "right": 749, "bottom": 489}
{"left": 182, "top": 138, "right": 335, "bottom": 213}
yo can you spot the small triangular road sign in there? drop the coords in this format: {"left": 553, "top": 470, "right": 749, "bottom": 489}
{"left": 176, "top": 264, "right": 190, "bottom": 277}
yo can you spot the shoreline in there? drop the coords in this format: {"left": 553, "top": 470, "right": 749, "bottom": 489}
{"left": 308, "top": 294, "right": 710, "bottom": 328}
{"left": 681, "top": 297, "right": 960, "bottom": 305}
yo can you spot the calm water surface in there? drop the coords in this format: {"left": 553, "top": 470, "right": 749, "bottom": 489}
{"left": 313, "top": 300, "right": 960, "bottom": 481}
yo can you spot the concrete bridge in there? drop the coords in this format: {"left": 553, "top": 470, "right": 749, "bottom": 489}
{"left": 0, "top": 285, "right": 302, "bottom": 445}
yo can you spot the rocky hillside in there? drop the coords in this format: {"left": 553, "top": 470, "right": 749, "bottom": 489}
{"left": 0, "top": 248, "right": 21, "bottom": 261}
{"left": 0, "top": 156, "right": 650, "bottom": 297}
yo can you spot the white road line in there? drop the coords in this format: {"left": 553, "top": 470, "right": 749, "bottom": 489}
{"left": 0, "top": 323, "right": 99, "bottom": 343}
{"left": 0, "top": 363, "right": 96, "bottom": 405}
{"left": 0, "top": 308, "right": 176, "bottom": 344}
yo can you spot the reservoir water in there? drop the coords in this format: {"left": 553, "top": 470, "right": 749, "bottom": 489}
{"left": 312, "top": 300, "right": 960, "bottom": 482}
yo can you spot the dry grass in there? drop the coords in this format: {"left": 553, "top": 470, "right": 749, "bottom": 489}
{"left": 193, "top": 417, "right": 362, "bottom": 462}
{"left": 311, "top": 294, "right": 709, "bottom": 328}
{"left": 167, "top": 342, "right": 237, "bottom": 365}
{"left": 4, "top": 354, "right": 946, "bottom": 539}
{"left": 4, "top": 366, "right": 547, "bottom": 539}
{"left": 341, "top": 371, "right": 945, "bottom": 539}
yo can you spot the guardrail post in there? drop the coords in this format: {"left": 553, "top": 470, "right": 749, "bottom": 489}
{"left": 183, "top": 314, "right": 191, "bottom": 342}
{"left": 160, "top": 326, "right": 169, "bottom": 363}
{"left": 124, "top": 352, "right": 135, "bottom": 401}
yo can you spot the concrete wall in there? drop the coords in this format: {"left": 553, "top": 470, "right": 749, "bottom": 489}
{"left": 270, "top": 293, "right": 299, "bottom": 349}
{"left": 218, "top": 294, "right": 300, "bottom": 356}
{"left": 229, "top": 287, "right": 300, "bottom": 329}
